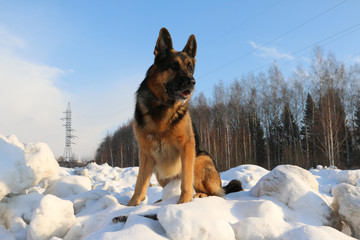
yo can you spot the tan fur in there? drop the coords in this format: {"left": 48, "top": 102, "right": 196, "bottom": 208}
{"left": 128, "top": 107, "right": 196, "bottom": 205}
{"left": 194, "top": 154, "right": 225, "bottom": 197}
{"left": 127, "top": 28, "right": 232, "bottom": 206}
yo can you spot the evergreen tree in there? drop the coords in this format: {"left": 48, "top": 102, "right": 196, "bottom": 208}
{"left": 354, "top": 97, "right": 360, "bottom": 145}
{"left": 282, "top": 102, "right": 299, "bottom": 144}
{"left": 301, "top": 93, "right": 316, "bottom": 167}
{"left": 351, "top": 96, "right": 360, "bottom": 166}
{"left": 249, "top": 113, "right": 266, "bottom": 167}
{"left": 268, "top": 115, "right": 282, "bottom": 168}
{"left": 281, "top": 102, "right": 300, "bottom": 165}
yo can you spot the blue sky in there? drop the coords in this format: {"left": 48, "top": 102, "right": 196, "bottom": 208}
{"left": 1, "top": 0, "right": 360, "bottom": 159}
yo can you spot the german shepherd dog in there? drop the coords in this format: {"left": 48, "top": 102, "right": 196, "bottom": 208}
{"left": 127, "top": 28, "right": 242, "bottom": 206}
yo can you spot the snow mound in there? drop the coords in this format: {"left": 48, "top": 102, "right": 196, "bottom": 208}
{"left": 45, "top": 175, "right": 92, "bottom": 199}
{"left": 0, "top": 193, "right": 43, "bottom": 239}
{"left": 158, "top": 197, "right": 235, "bottom": 240}
{"left": 0, "top": 135, "right": 59, "bottom": 201}
{"left": 161, "top": 179, "right": 182, "bottom": 203}
{"left": 82, "top": 163, "right": 161, "bottom": 205}
{"left": 220, "top": 164, "right": 269, "bottom": 190}
{"left": 336, "top": 170, "right": 360, "bottom": 186}
{"left": 232, "top": 199, "right": 292, "bottom": 239}
{"left": 309, "top": 166, "right": 340, "bottom": 196}
{"left": 283, "top": 225, "right": 355, "bottom": 240}
{"left": 27, "top": 194, "right": 75, "bottom": 240}
{"left": 251, "top": 165, "right": 333, "bottom": 225}
{"left": 251, "top": 165, "right": 318, "bottom": 204}
{"left": 332, "top": 183, "right": 360, "bottom": 238}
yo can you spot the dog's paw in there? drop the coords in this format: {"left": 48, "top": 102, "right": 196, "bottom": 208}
{"left": 177, "top": 193, "right": 193, "bottom": 204}
{"left": 194, "top": 193, "right": 208, "bottom": 198}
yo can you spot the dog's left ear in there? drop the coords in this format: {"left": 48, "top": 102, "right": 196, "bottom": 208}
{"left": 154, "top": 28, "right": 173, "bottom": 60}
{"left": 183, "top": 34, "right": 197, "bottom": 58}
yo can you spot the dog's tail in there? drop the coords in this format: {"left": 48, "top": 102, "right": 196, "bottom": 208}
{"left": 223, "top": 179, "right": 243, "bottom": 194}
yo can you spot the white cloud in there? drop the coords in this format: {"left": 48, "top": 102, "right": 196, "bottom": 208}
{"left": 249, "top": 41, "right": 294, "bottom": 60}
{"left": 351, "top": 56, "right": 360, "bottom": 64}
{"left": 0, "top": 27, "right": 71, "bottom": 158}
{"left": 341, "top": 54, "right": 360, "bottom": 66}
{"left": 0, "top": 51, "right": 68, "bottom": 158}
{"left": 0, "top": 25, "right": 139, "bottom": 160}
{"left": 69, "top": 77, "right": 138, "bottom": 160}
{"left": 0, "top": 26, "right": 26, "bottom": 51}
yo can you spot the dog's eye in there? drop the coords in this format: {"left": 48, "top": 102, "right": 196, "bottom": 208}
{"left": 187, "top": 63, "right": 193, "bottom": 73}
{"left": 170, "top": 62, "right": 180, "bottom": 71}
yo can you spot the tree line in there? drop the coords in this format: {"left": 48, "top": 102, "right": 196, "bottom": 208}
{"left": 95, "top": 47, "right": 360, "bottom": 171}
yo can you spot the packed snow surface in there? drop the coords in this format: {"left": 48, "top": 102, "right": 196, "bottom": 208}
{"left": 0, "top": 135, "right": 360, "bottom": 239}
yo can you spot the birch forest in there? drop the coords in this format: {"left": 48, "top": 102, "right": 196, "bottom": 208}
{"left": 95, "top": 47, "right": 360, "bottom": 171}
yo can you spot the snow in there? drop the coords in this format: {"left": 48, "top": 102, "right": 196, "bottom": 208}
{"left": 332, "top": 183, "right": 360, "bottom": 239}
{"left": 0, "top": 135, "right": 359, "bottom": 239}
{"left": 220, "top": 164, "right": 269, "bottom": 190}
{"left": 158, "top": 197, "right": 236, "bottom": 240}
{"left": 28, "top": 194, "right": 76, "bottom": 240}
{"left": 0, "top": 135, "right": 59, "bottom": 200}
{"left": 251, "top": 165, "right": 333, "bottom": 226}
{"left": 45, "top": 176, "right": 92, "bottom": 199}
{"left": 336, "top": 170, "right": 360, "bottom": 186}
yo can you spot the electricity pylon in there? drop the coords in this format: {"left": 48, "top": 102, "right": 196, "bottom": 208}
{"left": 61, "top": 102, "right": 76, "bottom": 162}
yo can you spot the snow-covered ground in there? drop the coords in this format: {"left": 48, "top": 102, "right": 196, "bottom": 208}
{"left": 1, "top": 135, "right": 360, "bottom": 240}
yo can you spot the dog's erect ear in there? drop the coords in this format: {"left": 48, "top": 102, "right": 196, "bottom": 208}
{"left": 154, "top": 28, "right": 173, "bottom": 60}
{"left": 183, "top": 34, "right": 197, "bottom": 58}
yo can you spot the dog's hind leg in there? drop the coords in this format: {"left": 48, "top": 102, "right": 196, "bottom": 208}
{"left": 194, "top": 154, "right": 225, "bottom": 197}
{"left": 194, "top": 154, "right": 243, "bottom": 197}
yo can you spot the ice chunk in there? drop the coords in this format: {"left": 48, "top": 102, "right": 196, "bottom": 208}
{"left": 332, "top": 183, "right": 360, "bottom": 238}
{"left": 252, "top": 165, "right": 332, "bottom": 225}
{"left": 0, "top": 135, "right": 59, "bottom": 200}
{"left": 158, "top": 197, "right": 235, "bottom": 240}
{"left": 45, "top": 175, "right": 92, "bottom": 199}
{"left": 336, "top": 170, "right": 360, "bottom": 186}
{"left": 27, "top": 194, "right": 75, "bottom": 240}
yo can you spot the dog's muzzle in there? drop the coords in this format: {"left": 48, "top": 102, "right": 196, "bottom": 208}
{"left": 166, "top": 77, "right": 196, "bottom": 101}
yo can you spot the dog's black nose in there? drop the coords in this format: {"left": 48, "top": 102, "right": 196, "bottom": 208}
{"left": 191, "top": 78, "right": 196, "bottom": 86}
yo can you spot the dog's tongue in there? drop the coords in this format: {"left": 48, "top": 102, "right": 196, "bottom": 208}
{"left": 181, "top": 90, "right": 190, "bottom": 98}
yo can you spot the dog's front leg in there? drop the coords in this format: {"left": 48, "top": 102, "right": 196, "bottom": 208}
{"left": 178, "top": 143, "right": 195, "bottom": 204}
{"left": 127, "top": 151, "right": 155, "bottom": 206}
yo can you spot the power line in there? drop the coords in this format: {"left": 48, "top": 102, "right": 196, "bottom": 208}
{"left": 245, "top": 24, "right": 360, "bottom": 76}
{"left": 203, "top": 0, "right": 283, "bottom": 46}
{"left": 197, "top": 23, "right": 360, "bottom": 94}
{"left": 198, "top": 0, "right": 348, "bottom": 80}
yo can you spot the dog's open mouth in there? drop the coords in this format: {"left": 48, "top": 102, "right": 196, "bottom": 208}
{"left": 175, "top": 90, "right": 192, "bottom": 101}
{"left": 180, "top": 90, "right": 191, "bottom": 98}
{"left": 165, "top": 79, "right": 194, "bottom": 102}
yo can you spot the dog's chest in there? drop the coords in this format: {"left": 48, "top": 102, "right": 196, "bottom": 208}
{"left": 148, "top": 134, "right": 182, "bottom": 179}
{"left": 148, "top": 134, "right": 179, "bottom": 160}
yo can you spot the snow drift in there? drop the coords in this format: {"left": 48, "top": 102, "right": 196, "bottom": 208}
{"left": 0, "top": 135, "right": 359, "bottom": 239}
{"left": 28, "top": 194, "right": 76, "bottom": 240}
{"left": 0, "top": 135, "right": 59, "bottom": 200}
{"left": 251, "top": 165, "right": 334, "bottom": 226}
{"left": 332, "top": 183, "right": 360, "bottom": 238}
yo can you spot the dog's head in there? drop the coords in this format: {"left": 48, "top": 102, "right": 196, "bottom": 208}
{"left": 147, "top": 28, "right": 197, "bottom": 104}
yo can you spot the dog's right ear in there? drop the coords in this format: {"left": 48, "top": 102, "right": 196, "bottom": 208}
{"left": 154, "top": 28, "right": 173, "bottom": 61}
